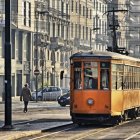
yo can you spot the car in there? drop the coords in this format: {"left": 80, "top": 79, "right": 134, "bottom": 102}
{"left": 31, "top": 88, "right": 45, "bottom": 101}
{"left": 61, "top": 88, "right": 70, "bottom": 95}
{"left": 31, "top": 86, "right": 62, "bottom": 101}
{"left": 57, "top": 91, "right": 70, "bottom": 106}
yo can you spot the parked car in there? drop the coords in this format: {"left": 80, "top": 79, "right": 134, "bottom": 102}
{"left": 31, "top": 88, "right": 45, "bottom": 101}
{"left": 61, "top": 88, "right": 70, "bottom": 95}
{"left": 31, "top": 86, "right": 62, "bottom": 101}
{"left": 57, "top": 91, "right": 70, "bottom": 106}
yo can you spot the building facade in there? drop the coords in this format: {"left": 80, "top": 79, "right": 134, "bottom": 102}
{"left": 33, "top": 0, "right": 71, "bottom": 90}
{"left": 0, "top": 0, "right": 34, "bottom": 98}
{"left": 92, "top": 0, "right": 108, "bottom": 51}
{"left": 125, "top": 0, "right": 140, "bottom": 58}
{"left": 70, "top": 0, "right": 93, "bottom": 51}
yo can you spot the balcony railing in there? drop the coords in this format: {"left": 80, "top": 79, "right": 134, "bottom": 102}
{"left": 94, "top": 34, "right": 109, "bottom": 44}
{"left": 50, "top": 37, "right": 64, "bottom": 50}
{"left": 95, "top": 34, "right": 103, "bottom": 43}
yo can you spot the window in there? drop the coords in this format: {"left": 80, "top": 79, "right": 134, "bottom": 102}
{"left": 79, "top": 4, "right": 81, "bottom": 15}
{"left": 83, "top": 6, "right": 85, "bottom": 16}
{"left": 112, "top": 64, "right": 123, "bottom": 90}
{"left": 74, "top": 62, "right": 82, "bottom": 89}
{"left": 86, "top": 27, "right": 88, "bottom": 40}
{"left": 100, "top": 62, "right": 110, "bottom": 90}
{"left": 53, "top": 23, "right": 55, "bottom": 37}
{"left": 83, "top": 26, "right": 84, "bottom": 39}
{"left": 86, "top": 7, "right": 88, "bottom": 18}
{"left": 75, "top": 24, "right": 77, "bottom": 38}
{"left": 79, "top": 25, "right": 81, "bottom": 38}
{"left": 66, "top": 3, "right": 68, "bottom": 17}
{"left": 90, "top": 9, "right": 92, "bottom": 19}
{"left": 84, "top": 62, "right": 98, "bottom": 89}
{"left": 76, "top": 2, "right": 78, "bottom": 13}
{"left": 71, "top": 23, "right": 73, "bottom": 38}
{"left": 72, "top": 0, "right": 74, "bottom": 12}
{"left": 58, "top": 24, "right": 60, "bottom": 36}
{"left": 61, "top": 25, "right": 64, "bottom": 37}
{"left": 22, "top": 0, "right": 31, "bottom": 27}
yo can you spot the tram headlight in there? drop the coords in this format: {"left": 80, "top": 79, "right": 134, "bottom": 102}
{"left": 87, "top": 98, "right": 94, "bottom": 105}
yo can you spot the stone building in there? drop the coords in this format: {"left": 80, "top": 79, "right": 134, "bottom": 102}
{"left": 0, "top": 0, "right": 34, "bottom": 98}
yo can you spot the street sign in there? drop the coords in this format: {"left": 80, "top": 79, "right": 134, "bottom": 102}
{"left": 34, "top": 69, "right": 40, "bottom": 75}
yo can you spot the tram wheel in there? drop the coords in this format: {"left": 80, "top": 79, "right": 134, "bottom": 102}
{"left": 111, "top": 116, "right": 123, "bottom": 126}
{"left": 129, "top": 109, "right": 137, "bottom": 120}
{"left": 111, "top": 118, "right": 119, "bottom": 126}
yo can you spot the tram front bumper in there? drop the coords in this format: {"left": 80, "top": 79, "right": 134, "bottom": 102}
{"left": 71, "top": 113, "right": 112, "bottom": 123}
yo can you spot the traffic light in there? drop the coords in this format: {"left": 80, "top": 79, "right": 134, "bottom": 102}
{"left": 60, "top": 70, "right": 64, "bottom": 80}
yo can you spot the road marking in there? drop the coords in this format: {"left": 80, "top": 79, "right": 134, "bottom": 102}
{"left": 29, "top": 127, "right": 73, "bottom": 140}
{"left": 124, "top": 131, "right": 140, "bottom": 140}
{"left": 74, "top": 127, "right": 111, "bottom": 140}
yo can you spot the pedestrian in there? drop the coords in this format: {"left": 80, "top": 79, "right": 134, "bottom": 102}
{"left": 20, "top": 83, "right": 31, "bottom": 113}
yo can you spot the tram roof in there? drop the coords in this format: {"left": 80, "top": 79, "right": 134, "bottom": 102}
{"left": 70, "top": 51, "right": 140, "bottom": 62}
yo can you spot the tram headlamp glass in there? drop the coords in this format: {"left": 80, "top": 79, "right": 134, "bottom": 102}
{"left": 87, "top": 98, "right": 94, "bottom": 105}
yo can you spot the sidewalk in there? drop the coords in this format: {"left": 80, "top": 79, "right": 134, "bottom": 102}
{"left": 0, "top": 97, "right": 72, "bottom": 140}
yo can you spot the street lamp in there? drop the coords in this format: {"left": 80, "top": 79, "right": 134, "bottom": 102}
{"left": 3, "top": 0, "right": 13, "bottom": 129}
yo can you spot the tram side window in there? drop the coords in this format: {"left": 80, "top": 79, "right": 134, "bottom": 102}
{"left": 74, "top": 62, "right": 82, "bottom": 89}
{"left": 111, "top": 64, "right": 124, "bottom": 90}
{"left": 124, "top": 66, "right": 128, "bottom": 90}
{"left": 100, "top": 62, "right": 110, "bottom": 90}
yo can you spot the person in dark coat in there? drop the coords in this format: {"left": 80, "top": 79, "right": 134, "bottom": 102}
{"left": 20, "top": 83, "right": 31, "bottom": 113}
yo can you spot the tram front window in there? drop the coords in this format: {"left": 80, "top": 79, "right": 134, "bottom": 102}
{"left": 84, "top": 62, "right": 98, "bottom": 89}
{"left": 74, "top": 62, "right": 82, "bottom": 89}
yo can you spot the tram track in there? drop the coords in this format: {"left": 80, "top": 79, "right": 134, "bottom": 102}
{"left": 18, "top": 118, "right": 140, "bottom": 140}
{"left": 19, "top": 123, "right": 114, "bottom": 140}
{"left": 19, "top": 124, "right": 114, "bottom": 139}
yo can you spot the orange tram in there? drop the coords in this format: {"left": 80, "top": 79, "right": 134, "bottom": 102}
{"left": 69, "top": 51, "right": 140, "bottom": 125}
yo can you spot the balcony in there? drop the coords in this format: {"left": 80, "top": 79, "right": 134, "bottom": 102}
{"left": 79, "top": 39, "right": 91, "bottom": 50}
{"left": 94, "top": 34, "right": 109, "bottom": 45}
{"left": 73, "top": 38, "right": 91, "bottom": 50}
{"left": 60, "top": 40, "right": 72, "bottom": 52}
{"left": 125, "top": 31, "right": 139, "bottom": 40}
{"left": 80, "top": 40, "right": 90, "bottom": 47}
{"left": 102, "top": 35, "right": 109, "bottom": 44}
{"left": 45, "top": 35, "right": 50, "bottom": 45}
{"left": 50, "top": 37, "right": 64, "bottom": 50}
{"left": 125, "top": 16, "right": 135, "bottom": 23}
{"left": 125, "top": 0, "right": 134, "bottom": 5}
{"left": 95, "top": 34, "right": 103, "bottom": 43}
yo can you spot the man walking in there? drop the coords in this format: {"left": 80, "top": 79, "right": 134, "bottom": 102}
{"left": 20, "top": 83, "right": 31, "bottom": 113}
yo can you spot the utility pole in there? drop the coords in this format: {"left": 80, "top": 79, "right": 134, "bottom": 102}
{"left": 3, "top": 0, "right": 13, "bottom": 129}
{"left": 112, "top": 8, "right": 117, "bottom": 52}
{"left": 105, "top": 8, "right": 128, "bottom": 54}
